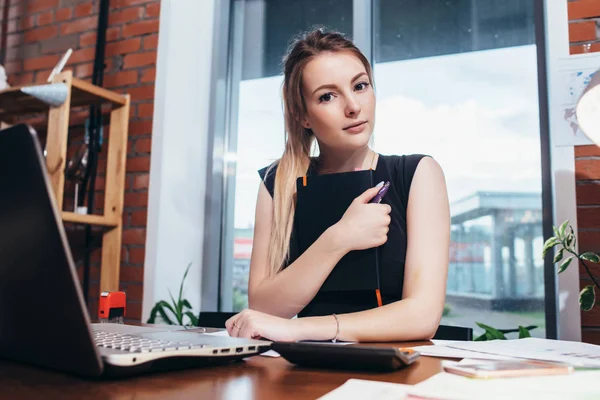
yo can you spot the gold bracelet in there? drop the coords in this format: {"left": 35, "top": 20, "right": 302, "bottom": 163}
{"left": 332, "top": 314, "right": 340, "bottom": 343}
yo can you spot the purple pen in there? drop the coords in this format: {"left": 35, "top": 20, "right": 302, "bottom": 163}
{"left": 370, "top": 181, "right": 390, "bottom": 204}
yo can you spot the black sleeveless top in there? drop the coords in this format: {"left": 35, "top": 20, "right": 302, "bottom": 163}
{"left": 258, "top": 154, "right": 428, "bottom": 317}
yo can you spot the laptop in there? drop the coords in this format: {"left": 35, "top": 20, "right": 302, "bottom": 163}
{"left": 0, "top": 124, "right": 270, "bottom": 378}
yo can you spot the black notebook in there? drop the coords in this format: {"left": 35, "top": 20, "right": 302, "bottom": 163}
{"left": 294, "top": 169, "right": 381, "bottom": 293}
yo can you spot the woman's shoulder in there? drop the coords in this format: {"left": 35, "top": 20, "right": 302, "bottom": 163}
{"left": 258, "top": 160, "right": 281, "bottom": 198}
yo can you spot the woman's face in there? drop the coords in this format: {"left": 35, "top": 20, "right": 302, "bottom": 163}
{"left": 301, "top": 50, "right": 375, "bottom": 152}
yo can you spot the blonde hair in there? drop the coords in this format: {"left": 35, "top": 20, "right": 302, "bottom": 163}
{"left": 266, "top": 28, "right": 374, "bottom": 276}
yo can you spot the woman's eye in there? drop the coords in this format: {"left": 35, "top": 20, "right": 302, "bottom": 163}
{"left": 355, "top": 82, "right": 370, "bottom": 91}
{"left": 319, "top": 93, "right": 333, "bottom": 103}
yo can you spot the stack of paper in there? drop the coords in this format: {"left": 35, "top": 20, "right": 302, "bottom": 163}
{"left": 408, "top": 370, "right": 600, "bottom": 400}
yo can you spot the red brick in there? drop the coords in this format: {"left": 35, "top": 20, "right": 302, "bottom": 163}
{"left": 570, "top": 42, "right": 600, "bottom": 55}
{"left": 124, "top": 284, "right": 143, "bottom": 301}
{"left": 11, "top": 73, "right": 34, "bottom": 85}
{"left": 579, "top": 259, "right": 600, "bottom": 279}
{"left": 107, "top": 27, "right": 121, "bottom": 41}
{"left": 577, "top": 182, "right": 600, "bottom": 205}
{"left": 123, "top": 51, "right": 156, "bottom": 69}
{"left": 37, "top": 11, "right": 54, "bottom": 26}
{"left": 125, "top": 191, "right": 149, "bottom": 207}
{"left": 60, "top": 16, "right": 97, "bottom": 35}
{"left": 579, "top": 230, "right": 600, "bottom": 253}
{"left": 34, "top": 69, "right": 54, "bottom": 83}
{"left": 122, "top": 228, "right": 146, "bottom": 245}
{"left": 109, "top": 7, "right": 143, "bottom": 25}
{"left": 576, "top": 145, "right": 600, "bottom": 157}
{"left": 143, "top": 33, "right": 158, "bottom": 50}
{"left": 27, "top": 0, "right": 59, "bottom": 13}
{"left": 105, "top": 70, "right": 139, "bottom": 88}
{"left": 582, "top": 328, "right": 600, "bottom": 345}
{"left": 120, "top": 265, "right": 144, "bottom": 282}
{"left": 569, "top": 0, "right": 600, "bottom": 20}
{"left": 128, "top": 248, "right": 146, "bottom": 265}
{"left": 146, "top": 2, "right": 160, "bottom": 18}
{"left": 129, "top": 120, "right": 153, "bottom": 135}
{"left": 24, "top": 25, "right": 58, "bottom": 43}
{"left": 126, "top": 302, "right": 142, "bottom": 321}
{"left": 7, "top": 34, "right": 21, "bottom": 48}
{"left": 126, "top": 156, "right": 151, "bottom": 173}
{"left": 140, "top": 67, "right": 155, "bottom": 83}
{"left": 576, "top": 159, "right": 600, "bottom": 180}
{"left": 4, "top": 60, "right": 22, "bottom": 74}
{"left": 106, "top": 38, "right": 141, "bottom": 57}
{"left": 23, "top": 54, "right": 60, "bottom": 71}
{"left": 74, "top": 2, "right": 95, "bottom": 17}
{"left": 75, "top": 62, "right": 94, "bottom": 78}
{"left": 19, "top": 16, "right": 35, "bottom": 30}
{"left": 128, "top": 85, "right": 155, "bottom": 102}
{"left": 56, "top": 7, "right": 73, "bottom": 22}
{"left": 7, "top": 5, "right": 22, "bottom": 20}
{"left": 569, "top": 21, "right": 597, "bottom": 43}
{"left": 130, "top": 210, "right": 148, "bottom": 226}
{"left": 577, "top": 207, "right": 600, "bottom": 228}
{"left": 69, "top": 47, "right": 96, "bottom": 64}
{"left": 123, "top": 19, "right": 159, "bottom": 37}
{"left": 79, "top": 32, "right": 97, "bottom": 47}
{"left": 114, "top": 0, "right": 154, "bottom": 6}
{"left": 133, "top": 173, "right": 150, "bottom": 189}
{"left": 138, "top": 103, "right": 154, "bottom": 117}
{"left": 134, "top": 138, "right": 152, "bottom": 153}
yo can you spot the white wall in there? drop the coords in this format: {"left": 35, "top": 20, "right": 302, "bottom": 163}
{"left": 142, "top": 0, "right": 216, "bottom": 321}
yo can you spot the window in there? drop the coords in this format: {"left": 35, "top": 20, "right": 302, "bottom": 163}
{"left": 215, "top": 0, "right": 553, "bottom": 339}
{"left": 373, "top": 0, "right": 547, "bottom": 337}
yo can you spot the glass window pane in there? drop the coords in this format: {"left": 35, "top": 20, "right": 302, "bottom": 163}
{"left": 374, "top": 0, "right": 546, "bottom": 338}
{"left": 228, "top": 0, "right": 353, "bottom": 312}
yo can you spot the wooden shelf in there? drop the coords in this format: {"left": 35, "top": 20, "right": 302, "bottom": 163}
{"left": 62, "top": 212, "right": 119, "bottom": 228}
{"left": 0, "top": 70, "right": 130, "bottom": 293}
{"left": 0, "top": 78, "right": 127, "bottom": 119}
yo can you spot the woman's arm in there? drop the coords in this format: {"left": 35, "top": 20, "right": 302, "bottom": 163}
{"left": 230, "top": 157, "right": 449, "bottom": 341}
{"left": 248, "top": 182, "right": 389, "bottom": 318}
{"left": 296, "top": 157, "right": 450, "bottom": 341}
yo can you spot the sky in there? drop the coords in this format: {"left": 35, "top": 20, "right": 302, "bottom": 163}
{"left": 232, "top": 44, "right": 542, "bottom": 229}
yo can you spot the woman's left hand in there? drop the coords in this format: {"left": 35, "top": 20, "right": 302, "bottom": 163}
{"left": 225, "top": 309, "right": 298, "bottom": 342}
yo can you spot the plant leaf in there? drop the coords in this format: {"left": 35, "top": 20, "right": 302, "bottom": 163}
{"left": 566, "top": 232, "right": 574, "bottom": 249}
{"left": 182, "top": 299, "right": 193, "bottom": 311}
{"left": 476, "top": 322, "right": 507, "bottom": 340}
{"left": 168, "top": 289, "right": 182, "bottom": 324}
{"left": 184, "top": 311, "right": 199, "bottom": 327}
{"left": 542, "top": 237, "right": 559, "bottom": 258}
{"left": 518, "top": 325, "right": 531, "bottom": 338}
{"left": 498, "top": 325, "right": 537, "bottom": 334}
{"left": 553, "top": 248, "right": 564, "bottom": 264}
{"left": 474, "top": 333, "right": 488, "bottom": 341}
{"left": 580, "top": 252, "right": 600, "bottom": 263}
{"left": 558, "top": 257, "right": 573, "bottom": 274}
{"left": 553, "top": 226, "right": 560, "bottom": 239}
{"left": 580, "top": 285, "right": 596, "bottom": 311}
{"left": 558, "top": 220, "right": 569, "bottom": 238}
{"left": 156, "top": 306, "right": 175, "bottom": 325}
{"left": 178, "top": 262, "right": 193, "bottom": 306}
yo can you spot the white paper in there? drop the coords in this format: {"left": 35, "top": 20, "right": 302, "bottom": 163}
{"left": 318, "top": 379, "right": 410, "bottom": 400}
{"left": 408, "top": 371, "right": 600, "bottom": 400}
{"left": 445, "top": 338, "right": 600, "bottom": 368}
{"left": 410, "top": 344, "right": 515, "bottom": 361}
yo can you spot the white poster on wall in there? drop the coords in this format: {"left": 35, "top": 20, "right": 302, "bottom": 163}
{"left": 546, "top": 0, "right": 598, "bottom": 146}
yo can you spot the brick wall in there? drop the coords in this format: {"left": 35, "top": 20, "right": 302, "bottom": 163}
{"left": 1, "top": 0, "right": 159, "bottom": 322}
{"left": 568, "top": 0, "right": 600, "bottom": 344}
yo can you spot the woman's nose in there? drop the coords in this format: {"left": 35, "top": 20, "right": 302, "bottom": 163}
{"left": 345, "top": 95, "right": 361, "bottom": 117}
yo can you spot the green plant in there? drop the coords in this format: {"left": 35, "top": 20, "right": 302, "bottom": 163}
{"left": 146, "top": 262, "right": 199, "bottom": 327}
{"left": 543, "top": 220, "right": 599, "bottom": 311}
{"left": 474, "top": 322, "right": 537, "bottom": 341}
{"left": 442, "top": 303, "right": 452, "bottom": 317}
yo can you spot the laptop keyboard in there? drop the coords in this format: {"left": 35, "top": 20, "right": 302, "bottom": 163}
{"left": 94, "top": 330, "right": 206, "bottom": 353}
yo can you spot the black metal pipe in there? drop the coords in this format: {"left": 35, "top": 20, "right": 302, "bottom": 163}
{"left": 82, "top": 0, "right": 110, "bottom": 305}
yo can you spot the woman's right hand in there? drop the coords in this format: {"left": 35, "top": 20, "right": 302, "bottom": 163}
{"left": 331, "top": 185, "right": 392, "bottom": 252}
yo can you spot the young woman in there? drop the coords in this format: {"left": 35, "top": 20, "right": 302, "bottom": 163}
{"left": 226, "top": 28, "right": 450, "bottom": 343}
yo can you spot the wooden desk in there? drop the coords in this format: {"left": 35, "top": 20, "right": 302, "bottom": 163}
{"left": 0, "top": 341, "right": 443, "bottom": 399}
